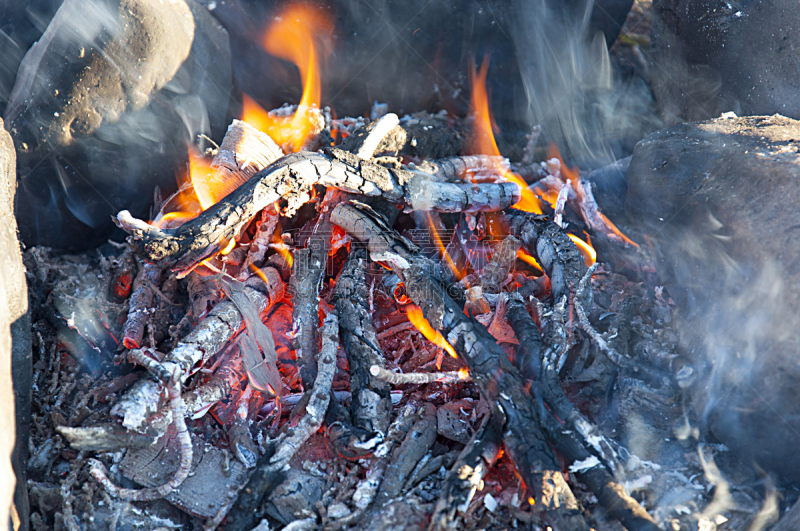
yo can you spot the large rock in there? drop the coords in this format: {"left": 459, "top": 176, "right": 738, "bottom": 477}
{"left": 4, "top": 0, "right": 231, "bottom": 250}
{"left": 651, "top": 1, "right": 800, "bottom": 125}
{"left": 0, "top": 118, "right": 30, "bottom": 529}
{"left": 625, "top": 114, "right": 800, "bottom": 481}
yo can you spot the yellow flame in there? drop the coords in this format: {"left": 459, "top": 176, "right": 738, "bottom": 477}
{"left": 256, "top": 4, "right": 333, "bottom": 152}
{"left": 407, "top": 305, "right": 457, "bottom": 359}
{"left": 220, "top": 238, "right": 236, "bottom": 256}
{"left": 469, "top": 57, "right": 544, "bottom": 214}
{"left": 458, "top": 367, "right": 470, "bottom": 380}
{"left": 567, "top": 233, "right": 597, "bottom": 266}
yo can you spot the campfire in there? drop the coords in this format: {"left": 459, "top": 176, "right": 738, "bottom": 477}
{"left": 11, "top": 1, "right": 800, "bottom": 530}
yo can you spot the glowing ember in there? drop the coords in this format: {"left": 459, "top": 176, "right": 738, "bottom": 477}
{"left": 406, "top": 304, "right": 457, "bottom": 359}
{"left": 469, "top": 58, "right": 544, "bottom": 214}
{"left": 257, "top": 4, "right": 333, "bottom": 152}
{"left": 458, "top": 367, "right": 470, "bottom": 380}
{"left": 567, "top": 233, "right": 597, "bottom": 266}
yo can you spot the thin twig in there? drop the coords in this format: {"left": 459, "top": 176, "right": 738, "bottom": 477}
{"left": 369, "top": 365, "right": 470, "bottom": 385}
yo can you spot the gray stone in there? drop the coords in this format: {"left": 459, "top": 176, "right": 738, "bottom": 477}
{"left": 263, "top": 468, "right": 324, "bottom": 525}
{"left": 626, "top": 114, "right": 800, "bottom": 482}
{"left": 5, "top": 0, "right": 231, "bottom": 250}
{"left": 651, "top": 1, "right": 800, "bottom": 125}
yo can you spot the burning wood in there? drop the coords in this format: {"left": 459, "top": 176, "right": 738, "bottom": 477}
{"left": 29, "top": 23, "right": 704, "bottom": 528}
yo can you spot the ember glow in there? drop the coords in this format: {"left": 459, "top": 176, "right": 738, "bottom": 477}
{"left": 255, "top": 4, "right": 333, "bottom": 152}
{"left": 469, "top": 58, "right": 545, "bottom": 214}
{"left": 406, "top": 304, "right": 457, "bottom": 359}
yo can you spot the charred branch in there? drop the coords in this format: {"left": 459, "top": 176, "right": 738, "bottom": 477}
{"left": 335, "top": 247, "right": 392, "bottom": 435}
{"left": 369, "top": 365, "right": 469, "bottom": 385}
{"left": 375, "top": 403, "right": 438, "bottom": 505}
{"left": 56, "top": 425, "right": 155, "bottom": 452}
{"left": 292, "top": 213, "right": 331, "bottom": 390}
{"left": 505, "top": 289, "right": 659, "bottom": 531}
{"left": 122, "top": 261, "right": 162, "bottom": 349}
{"left": 224, "top": 312, "right": 339, "bottom": 531}
{"left": 115, "top": 151, "right": 520, "bottom": 270}
{"left": 413, "top": 155, "right": 508, "bottom": 182}
{"left": 504, "top": 209, "right": 588, "bottom": 304}
{"left": 429, "top": 416, "right": 503, "bottom": 530}
{"left": 333, "top": 204, "right": 590, "bottom": 529}
{"left": 113, "top": 269, "right": 284, "bottom": 431}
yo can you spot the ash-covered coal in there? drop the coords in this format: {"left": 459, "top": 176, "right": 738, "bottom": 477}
{"left": 626, "top": 113, "right": 800, "bottom": 482}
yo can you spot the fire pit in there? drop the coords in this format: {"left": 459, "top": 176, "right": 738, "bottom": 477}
{"left": 5, "top": 1, "right": 800, "bottom": 530}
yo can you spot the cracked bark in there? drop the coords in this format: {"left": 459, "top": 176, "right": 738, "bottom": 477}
{"left": 115, "top": 151, "right": 519, "bottom": 272}
{"left": 335, "top": 246, "right": 391, "bottom": 436}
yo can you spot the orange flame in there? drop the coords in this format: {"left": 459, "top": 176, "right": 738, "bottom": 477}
{"left": 427, "top": 213, "right": 464, "bottom": 280}
{"left": 546, "top": 144, "right": 638, "bottom": 247}
{"left": 458, "top": 367, "right": 470, "bottom": 380}
{"left": 469, "top": 58, "right": 544, "bottom": 214}
{"left": 567, "top": 233, "right": 597, "bottom": 267}
{"left": 254, "top": 4, "right": 333, "bottom": 152}
{"left": 407, "top": 305, "right": 457, "bottom": 359}
{"left": 516, "top": 249, "right": 543, "bottom": 273}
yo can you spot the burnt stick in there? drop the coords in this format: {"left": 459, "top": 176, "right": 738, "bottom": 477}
{"left": 112, "top": 268, "right": 285, "bottom": 431}
{"left": 292, "top": 211, "right": 331, "bottom": 391}
{"left": 504, "top": 209, "right": 588, "bottom": 304}
{"left": 374, "top": 403, "right": 438, "bottom": 505}
{"left": 331, "top": 202, "right": 590, "bottom": 530}
{"left": 335, "top": 246, "right": 392, "bottom": 435}
{"left": 414, "top": 154, "right": 508, "bottom": 182}
{"left": 428, "top": 415, "right": 503, "bottom": 530}
{"left": 505, "top": 293, "right": 660, "bottom": 531}
{"left": 402, "top": 260, "right": 590, "bottom": 531}
{"left": 122, "top": 261, "right": 162, "bottom": 349}
{"left": 115, "top": 151, "right": 520, "bottom": 270}
{"left": 224, "top": 312, "right": 339, "bottom": 531}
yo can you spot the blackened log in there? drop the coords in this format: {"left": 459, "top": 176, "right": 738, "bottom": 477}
{"left": 292, "top": 213, "right": 331, "bottom": 390}
{"left": 115, "top": 151, "right": 520, "bottom": 271}
{"left": 504, "top": 293, "right": 545, "bottom": 382}
{"left": 335, "top": 246, "right": 391, "bottom": 435}
{"left": 56, "top": 425, "right": 155, "bottom": 452}
{"left": 429, "top": 416, "right": 503, "bottom": 530}
{"left": 402, "top": 261, "right": 589, "bottom": 531}
{"left": 122, "top": 261, "right": 162, "bottom": 349}
{"left": 374, "top": 403, "right": 438, "bottom": 505}
{"left": 504, "top": 209, "right": 588, "bottom": 304}
{"left": 332, "top": 206, "right": 589, "bottom": 529}
{"left": 505, "top": 293, "right": 659, "bottom": 531}
{"left": 414, "top": 155, "right": 508, "bottom": 182}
